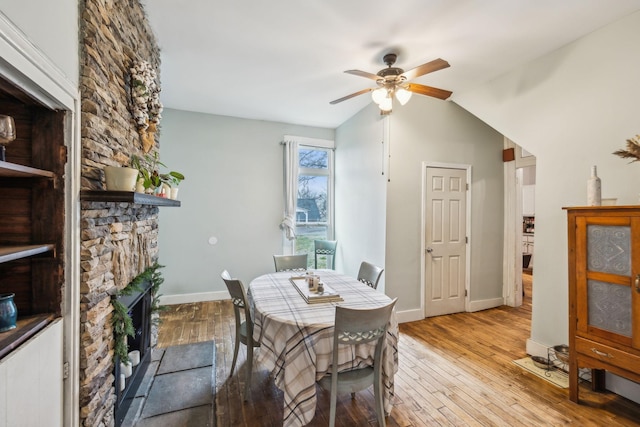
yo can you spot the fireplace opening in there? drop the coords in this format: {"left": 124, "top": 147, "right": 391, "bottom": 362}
{"left": 113, "top": 279, "right": 153, "bottom": 427}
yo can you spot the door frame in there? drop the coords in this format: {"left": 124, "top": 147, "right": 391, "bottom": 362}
{"left": 421, "top": 161, "right": 472, "bottom": 318}
{"left": 503, "top": 137, "right": 536, "bottom": 307}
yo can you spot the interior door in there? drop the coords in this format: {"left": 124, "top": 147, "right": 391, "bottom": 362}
{"left": 424, "top": 166, "right": 467, "bottom": 317}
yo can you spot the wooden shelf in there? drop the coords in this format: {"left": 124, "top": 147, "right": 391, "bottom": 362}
{"left": 0, "top": 313, "right": 55, "bottom": 360}
{"left": 0, "top": 244, "right": 55, "bottom": 264}
{"left": 80, "top": 190, "right": 181, "bottom": 206}
{"left": 0, "top": 160, "right": 55, "bottom": 178}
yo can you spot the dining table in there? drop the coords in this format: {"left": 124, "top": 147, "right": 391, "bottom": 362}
{"left": 247, "top": 269, "right": 399, "bottom": 427}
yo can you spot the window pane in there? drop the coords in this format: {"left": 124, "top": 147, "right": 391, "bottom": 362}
{"left": 296, "top": 174, "right": 328, "bottom": 264}
{"left": 299, "top": 148, "right": 328, "bottom": 169}
{"left": 297, "top": 175, "right": 327, "bottom": 222}
{"left": 295, "top": 225, "right": 327, "bottom": 266}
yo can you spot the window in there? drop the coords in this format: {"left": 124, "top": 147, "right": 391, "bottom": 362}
{"left": 281, "top": 136, "right": 334, "bottom": 259}
{"left": 295, "top": 145, "right": 333, "bottom": 255}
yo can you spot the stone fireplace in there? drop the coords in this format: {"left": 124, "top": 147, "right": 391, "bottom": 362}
{"left": 79, "top": 1, "right": 163, "bottom": 426}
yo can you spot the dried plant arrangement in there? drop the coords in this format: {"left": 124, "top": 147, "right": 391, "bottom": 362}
{"left": 613, "top": 134, "right": 640, "bottom": 162}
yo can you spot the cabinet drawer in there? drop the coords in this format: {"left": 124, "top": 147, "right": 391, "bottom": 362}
{"left": 575, "top": 337, "right": 640, "bottom": 371}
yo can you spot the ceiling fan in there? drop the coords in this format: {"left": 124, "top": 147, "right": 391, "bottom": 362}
{"left": 330, "top": 53, "right": 452, "bottom": 113}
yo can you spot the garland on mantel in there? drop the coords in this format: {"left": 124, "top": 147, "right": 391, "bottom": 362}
{"left": 111, "top": 262, "right": 165, "bottom": 363}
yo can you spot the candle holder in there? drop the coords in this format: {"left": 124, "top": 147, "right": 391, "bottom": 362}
{"left": 0, "top": 115, "right": 16, "bottom": 162}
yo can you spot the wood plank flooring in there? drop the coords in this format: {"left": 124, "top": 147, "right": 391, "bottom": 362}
{"left": 157, "top": 273, "right": 640, "bottom": 426}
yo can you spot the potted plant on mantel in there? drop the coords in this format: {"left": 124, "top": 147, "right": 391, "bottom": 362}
{"left": 130, "top": 152, "right": 184, "bottom": 199}
{"left": 160, "top": 171, "right": 185, "bottom": 200}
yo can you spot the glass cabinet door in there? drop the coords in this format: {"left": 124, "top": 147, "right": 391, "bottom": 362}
{"left": 585, "top": 224, "right": 633, "bottom": 338}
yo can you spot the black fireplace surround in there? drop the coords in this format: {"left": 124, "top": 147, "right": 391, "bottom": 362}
{"left": 113, "top": 279, "right": 153, "bottom": 427}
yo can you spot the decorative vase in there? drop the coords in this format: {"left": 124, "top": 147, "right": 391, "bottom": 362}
{"left": 105, "top": 166, "right": 139, "bottom": 191}
{"left": 0, "top": 293, "right": 18, "bottom": 332}
{"left": 587, "top": 165, "right": 601, "bottom": 206}
{"left": 169, "top": 187, "right": 179, "bottom": 200}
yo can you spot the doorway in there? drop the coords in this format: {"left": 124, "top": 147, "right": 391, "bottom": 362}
{"left": 504, "top": 140, "right": 536, "bottom": 307}
{"left": 422, "top": 164, "right": 470, "bottom": 317}
{"left": 519, "top": 164, "right": 536, "bottom": 297}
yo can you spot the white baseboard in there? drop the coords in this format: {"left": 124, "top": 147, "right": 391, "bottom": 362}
{"left": 395, "top": 308, "right": 423, "bottom": 324}
{"left": 159, "top": 290, "right": 229, "bottom": 306}
{"left": 526, "top": 338, "right": 550, "bottom": 358}
{"left": 397, "top": 298, "right": 504, "bottom": 324}
{"left": 468, "top": 297, "right": 503, "bottom": 312}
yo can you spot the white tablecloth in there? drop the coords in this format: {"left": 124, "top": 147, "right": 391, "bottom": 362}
{"left": 248, "top": 270, "right": 399, "bottom": 426}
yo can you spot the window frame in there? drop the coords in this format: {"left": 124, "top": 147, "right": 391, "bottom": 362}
{"left": 282, "top": 135, "right": 335, "bottom": 254}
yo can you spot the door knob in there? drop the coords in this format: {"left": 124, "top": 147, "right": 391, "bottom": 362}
{"left": 426, "top": 247, "right": 433, "bottom": 253}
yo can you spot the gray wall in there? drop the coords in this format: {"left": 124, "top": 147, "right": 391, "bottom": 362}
{"left": 335, "top": 96, "right": 504, "bottom": 314}
{"left": 158, "top": 108, "right": 334, "bottom": 296}
{"left": 454, "top": 10, "right": 640, "bottom": 400}
{"left": 334, "top": 104, "right": 388, "bottom": 286}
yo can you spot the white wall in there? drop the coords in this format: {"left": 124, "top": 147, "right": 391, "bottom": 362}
{"left": 334, "top": 104, "right": 387, "bottom": 287}
{"left": 158, "top": 108, "right": 334, "bottom": 298}
{"left": 454, "top": 10, "right": 640, "bottom": 401}
{"left": 0, "top": 1, "right": 78, "bottom": 86}
{"left": 335, "top": 97, "right": 504, "bottom": 314}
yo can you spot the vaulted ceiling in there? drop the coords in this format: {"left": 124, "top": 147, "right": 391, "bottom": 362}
{"left": 143, "top": 0, "right": 640, "bottom": 128}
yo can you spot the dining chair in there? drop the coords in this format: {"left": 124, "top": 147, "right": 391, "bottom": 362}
{"left": 221, "top": 270, "right": 260, "bottom": 401}
{"left": 318, "top": 297, "right": 398, "bottom": 427}
{"left": 357, "top": 261, "right": 384, "bottom": 290}
{"left": 314, "top": 239, "right": 337, "bottom": 269}
{"left": 273, "top": 254, "right": 308, "bottom": 272}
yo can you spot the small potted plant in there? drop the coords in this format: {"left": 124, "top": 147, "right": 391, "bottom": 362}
{"left": 130, "top": 153, "right": 184, "bottom": 198}
{"left": 131, "top": 153, "right": 161, "bottom": 194}
{"left": 160, "top": 171, "right": 185, "bottom": 199}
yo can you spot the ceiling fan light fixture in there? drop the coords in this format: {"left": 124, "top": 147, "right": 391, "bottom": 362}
{"left": 371, "top": 87, "right": 387, "bottom": 105}
{"left": 395, "top": 87, "right": 412, "bottom": 105}
{"left": 379, "top": 96, "right": 393, "bottom": 112}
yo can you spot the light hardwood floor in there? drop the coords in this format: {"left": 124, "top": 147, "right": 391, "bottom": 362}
{"left": 157, "top": 273, "right": 640, "bottom": 426}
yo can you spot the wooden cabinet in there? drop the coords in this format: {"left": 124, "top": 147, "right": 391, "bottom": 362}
{"left": 0, "top": 83, "right": 66, "bottom": 360}
{"left": 565, "top": 206, "right": 640, "bottom": 403}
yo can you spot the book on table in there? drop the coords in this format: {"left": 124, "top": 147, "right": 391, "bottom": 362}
{"left": 289, "top": 277, "right": 343, "bottom": 304}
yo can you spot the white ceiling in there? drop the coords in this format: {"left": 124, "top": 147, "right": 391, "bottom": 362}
{"left": 143, "top": 0, "right": 640, "bottom": 129}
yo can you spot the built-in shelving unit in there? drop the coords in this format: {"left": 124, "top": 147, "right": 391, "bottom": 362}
{"left": 0, "top": 244, "right": 55, "bottom": 263}
{"left": 0, "top": 90, "right": 66, "bottom": 361}
{"left": 0, "top": 160, "right": 55, "bottom": 178}
{"left": 0, "top": 313, "right": 54, "bottom": 359}
{"left": 80, "top": 190, "right": 181, "bottom": 207}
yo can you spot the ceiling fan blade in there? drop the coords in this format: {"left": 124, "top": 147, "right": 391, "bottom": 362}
{"left": 329, "top": 88, "right": 374, "bottom": 105}
{"left": 401, "top": 58, "right": 450, "bottom": 81}
{"left": 406, "top": 83, "right": 452, "bottom": 100}
{"left": 344, "top": 69, "right": 380, "bottom": 81}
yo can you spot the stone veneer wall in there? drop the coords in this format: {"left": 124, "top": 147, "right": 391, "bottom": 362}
{"left": 79, "top": 1, "right": 161, "bottom": 426}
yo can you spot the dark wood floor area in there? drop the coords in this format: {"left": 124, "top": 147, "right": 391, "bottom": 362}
{"left": 157, "top": 273, "right": 640, "bottom": 426}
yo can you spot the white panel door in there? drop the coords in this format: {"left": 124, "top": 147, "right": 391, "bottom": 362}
{"left": 425, "top": 167, "right": 467, "bottom": 317}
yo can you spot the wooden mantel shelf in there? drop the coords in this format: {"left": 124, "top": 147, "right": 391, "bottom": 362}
{"left": 80, "top": 190, "right": 181, "bottom": 206}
